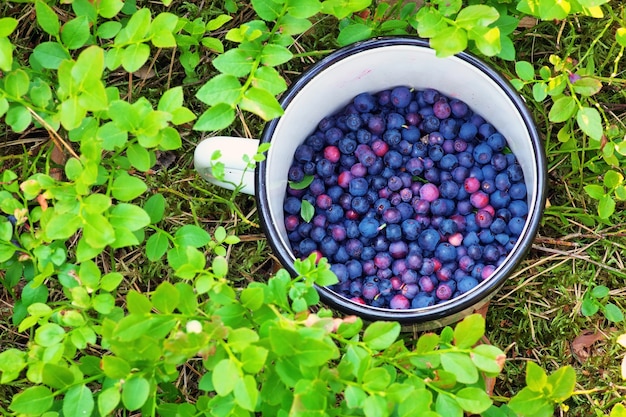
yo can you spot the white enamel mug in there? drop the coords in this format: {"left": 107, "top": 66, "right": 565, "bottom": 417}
{"left": 194, "top": 37, "right": 546, "bottom": 329}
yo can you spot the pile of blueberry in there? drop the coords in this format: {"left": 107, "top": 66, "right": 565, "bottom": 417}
{"left": 283, "top": 86, "right": 528, "bottom": 310}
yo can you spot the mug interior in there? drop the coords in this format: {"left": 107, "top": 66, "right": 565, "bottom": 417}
{"left": 257, "top": 38, "right": 544, "bottom": 324}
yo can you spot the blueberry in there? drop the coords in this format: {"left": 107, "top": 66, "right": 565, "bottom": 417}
{"left": 326, "top": 204, "right": 344, "bottom": 223}
{"left": 412, "top": 293, "right": 435, "bottom": 308}
{"left": 367, "top": 115, "right": 386, "bottom": 135}
{"left": 359, "top": 217, "right": 380, "bottom": 238}
{"left": 478, "top": 123, "right": 496, "bottom": 139}
{"left": 458, "top": 276, "right": 479, "bottom": 293}
{"left": 389, "top": 294, "right": 411, "bottom": 309}
{"left": 439, "top": 180, "right": 459, "bottom": 199}
{"left": 473, "top": 143, "right": 493, "bottom": 165}
{"left": 294, "top": 144, "right": 314, "bottom": 162}
{"left": 435, "top": 242, "right": 457, "bottom": 263}
{"left": 349, "top": 177, "right": 369, "bottom": 197}
{"left": 421, "top": 115, "right": 440, "bottom": 133}
{"left": 284, "top": 196, "right": 301, "bottom": 215}
{"left": 507, "top": 163, "right": 524, "bottom": 182}
{"left": 353, "top": 92, "right": 377, "bottom": 113}
{"left": 383, "top": 129, "right": 402, "bottom": 146}
{"left": 433, "top": 97, "right": 451, "bottom": 119}
{"left": 316, "top": 159, "right": 335, "bottom": 177}
{"left": 487, "top": 133, "right": 506, "bottom": 151}
{"left": 402, "top": 126, "right": 421, "bottom": 143}
{"left": 458, "top": 122, "right": 478, "bottom": 141}
{"left": 509, "top": 183, "right": 527, "bottom": 200}
{"left": 450, "top": 99, "right": 469, "bottom": 118}
{"left": 390, "top": 86, "right": 412, "bottom": 108}
{"left": 384, "top": 150, "right": 403, "bottom": 169}
{"left": 386, "top": 112, "right": 405, "bottom": 129}
{"left": 418, "top": 229, "right": 440, "bottom": 252}
{"left": 435, "top": 119, "right": 456, "bottom": 141}
{"left": 386, "top": 224, "right": 403, "bottom": 241}
{"left": 288, "top": 165, "right": 305, "bottom": 182}
{"left": 435, "top": 283, "right": 454, "bottom": 301}
{"left": 509, "top": 200, "right": 529, "bottom": 217}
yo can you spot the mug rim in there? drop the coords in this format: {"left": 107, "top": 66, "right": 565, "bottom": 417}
{"left": 255, "top": 36, "right": 546, "bottom": 324}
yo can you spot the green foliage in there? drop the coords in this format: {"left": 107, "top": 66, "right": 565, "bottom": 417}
{"left": 508, "top": 363, "right": 577, "bottom": 417}
{"left": 581, "top": 285, "right": 625, "bottom": 323}
{"left": 0, "top": 0, "right": 622, "bottom": 415}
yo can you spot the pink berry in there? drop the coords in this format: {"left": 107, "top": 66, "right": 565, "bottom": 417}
{"left": 448, "top": 232, "right": 464, "bottom": 246}
{"left": 324, "top": 145, "right": 341, "bottom": 163}
{"left": 470, "top": 191, "right": 489, "bottom": 209}
{"left": 419, "top": 183, "right": 440, "bottom": 202}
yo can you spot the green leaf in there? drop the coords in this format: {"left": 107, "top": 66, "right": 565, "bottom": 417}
{"left": 455, "top": 387, "right": 492, "bottom": 414}
{"left": 45, "top": 212, "right": 81, "bottom": 240}
{"left": 252, "top": 66, "right": 287, "bottom": 96}
{"left": 584, "top": 184, "right": 605, "bottom": 200}
{"left": 515, "top": 61, "right": 535, "bottom": 81}
{"left": 591, "top": 285, "right": 610, "bottom": 298}
{"left": 109, "top": 203, "right": 151, "bottom": 231}
{"left": 533, "top": 82, "right": 548, "bottom": 102}
{"left": 122, "top": 376, "right": 151, "bottom": 411}
{"left": 116, "top": 7, "right": 151, "bottom": 43}
{"left": 299, "top": 199, "right": 314, "bottom": 223}
{"left": 196, "top": 74, "right": 243, "bottom": 106}
{"left": 363, "top": 321, "right": 401, "bottom": 350}
{"left": 127, "top": 143, "right": 154, "bottom": 172}
{"left": 471, "top": 344, "right": 505, "bottom": 374}
{"left": 337, "top": 23, "right": 373, "bottom": 46}
{"left": 83, "top": 213, "right": 116, "bottom": 248}
{"left": 213, "top": 359, "right": 240, "bottom": 396}
{"left": 59, "top": 96, "right": 87, "bottom": 131}
{"left": 213, "top": 48, "right": 255, "bottom": 77}
{"left": 174, "top": 224, "right": 211, "bottom": 248}
{"left": 431, "top": 26, "right": 468, "bottom": 57}
{"left": 42, "top": 363, "right": 75, "bottom": 389}
{"left": 363, "top": 367, "right": 391, "bottom": 391}
{"left": 146, "top": 231, "right": 169, "bottom": 261}
{"left": 604, "top": 303, "right": 624, "bottom": 323}
{"left": 0, "top": 37, "right": 13, "bottom": 72}
{"left": 525, "top": 361, "right": 548, "bottom": 392}
{"left": 617, "top": 28, "right": 626, "bottom": 47}
{"left": 0, "top": 349, "right": 26, "bottom": 384}
{"left": 239, "top": 87, "right": 283, "bottom": 120}
{"left": 98, "top": 0, "right": 124, "bottom": 18}
{"left": 31, "top": 41, "right": 71, "bottom": 70}
{"left": 144, "top": 193, "right": 166, "bottom": 224}
{"left": 98, "top": 386, "right": 121, "bottom": 416}
{"left": 363, "top": 394, "right": 387, "bottom": 417}
{"left": 36, "top": 0, "right": 60, "bottom": 36}
{"left": 441, "top": 352, "right": 478, "bottom": 384}
{"left": 604, "top": 170, "right": 623, "bottom": 189}
{"left": 233, "top": 374, "right": 258, "bottom": 411}
{"left": 251, "top": 0, "right": 283, "bottom": 20}
{"left": 471, "top": 26, "right": 501, "bottom": 57}
{"left": 207, "top": 14, "right": 233, "bottom": 31}
{"left": 260, "top": 44, "right": 293, "bottom": 66}
{"left": 63, "top": 385, "right": 94, "bottom": 417}
{"left": 509, "top": 386, "right": 553, "bottom": 416}
{"left": 158, "top": 86, "right": 184, "bottom": 113}
{"left": 10, "top": 386, "right": 54, "bottom": 415}
{"left": 152, "top": 281, "right": 179, "bottom": 314}
{"left": 581, "top": 297, "right": 600, "bottom": 316}
{"left": 577, "top": 106, "right": 603, "bottom": 141}
{"left": 61, "top": 16, "right": 90, "bottom": 49}
{"left": 455, "top": 5, "right": 499, "bottom": 29}
{"left": 286, "top": 0, "right": 320, "bottom": 18}
{"left": 548, "top": 96, "right": 577, "bottom": 123}
{"left": 194, "top": 103, "right": 236, "bottom": 131}
{"left": 150, "top": 12, "right": 178, "bottom": 48}
{"left": 122, "top": 43, "right": 151, "bottom": 73}
{"left": 6, "top": 105, "right": 32, "bottom": 133}
{"left": 111, "top": 173, "right": 148, "bottom": 202}
{"left": 97, "top": 21, "right": 122, "bottom": 39}
{"left": 546, "top": 365, "right": 576, "bottom": 402}
{"left": 435, "top": 393, "right": 463, "bottom": 417}
{"left": 4, "top": 69, "right": 30, "bottom": 98}
{"left": 213, "top": 255, "right": 228, "bottom": 277}
{"left": 572, "top": 77, "right": 602, "bottom": 96}
{"left": 0, "top": 18, "right": 18, "bottom": 37}
{"left": 453, "top": 313, "right": 484, "bottom": 348}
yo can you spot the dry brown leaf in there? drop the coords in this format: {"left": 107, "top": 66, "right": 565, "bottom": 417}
{"left": 572, "top": 329, "right": 612, "bottom": 362}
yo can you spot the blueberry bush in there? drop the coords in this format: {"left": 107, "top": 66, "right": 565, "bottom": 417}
{"left": 0, "top": 0, "right": 625, "bottom": 415}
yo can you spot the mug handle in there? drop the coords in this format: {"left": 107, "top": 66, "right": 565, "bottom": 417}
{"left": 194, "top": 136, "right": 260, "bottom": 196}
